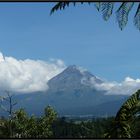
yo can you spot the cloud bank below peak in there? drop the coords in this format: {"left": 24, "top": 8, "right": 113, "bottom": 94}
{"left": 0, "top": 51, "right": 140, "bottom": 96}
{"left": 88, "top": 76, "right": 140, "bottom": 95}
{"left": 0, "top": 52, "right": 66, "bottom": 94}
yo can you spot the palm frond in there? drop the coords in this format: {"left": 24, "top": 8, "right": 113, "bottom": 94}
{"left": 116, "top": 2, "right": 134, "bottom": 30}
{"left": 134, "top": 4, "right": 140, "bottom": 31}
{"left": 100, "top": 2, "right": 114, "bottom": 21}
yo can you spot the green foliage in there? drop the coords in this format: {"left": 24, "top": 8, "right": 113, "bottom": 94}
{"left": 1, "top": 109, "right": 140, "bottom": 138}
{"left": 52, "top": 117, "right": 114, "bottom": 138}
{"left": 50, "top": 2, "right": 140, "bottom": 31}
{"left": 0, "top": 117, "right": 11, "bottom": 138}
{"left": 0, "top": 106, "right": 58, "bottom": 138}
{"left": 1, "top": 91, "right": 140, "bottom": 138}
{"left": 25, "top": 115, "right": 38, "bottom": 138}
{"left": 44, "top": 105, "right": 57, "bottom": 123}
{"left": 131, "top": 115, "right": 140, "bottom": 138}
{"left": 105, "top": 89, "right": 140, "bottom": 138}
{"left": 33, "top": 106, "right": 57, "bottom": 138}
{"left": 12, "top": 109, "right": 29, "bottom": 137}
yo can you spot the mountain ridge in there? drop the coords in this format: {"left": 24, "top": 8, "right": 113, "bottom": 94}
{"left": 0, "top": 65, "right": 128, "bottom": 117}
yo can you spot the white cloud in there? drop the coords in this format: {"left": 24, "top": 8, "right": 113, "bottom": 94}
{"left": 0, "top": 52, "right": 66, "bottom": 94}
{"left": 89, "top": 76, "right": 140, "bottom": 95}
{"left": 76, "top": 66, "right": 87, "bottom": 74}
{"left": 0, "top": 52, "right": 139, "bottom": 96}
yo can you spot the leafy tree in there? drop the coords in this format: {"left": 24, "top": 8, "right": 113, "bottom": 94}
{"left": 44, "top": 105, "right": 57, "bottom": 124}
{"left": 50, "top": 2, "right": 140, "bottom": 31}
{"left": 12, "top": 106, "right": 57, "bottom": 138}
{"left": 36, "top": 105, "right": 57, "bottom": 138}
{"left": 0, "top": 117, "right": 11, "bottom": 138}
{"left": 25, "top": 115, "right": 38, "bottom": 138}
{"left": 52, "top": 117, "right": 114, "bottom": 138}
{"left": 12, "top": 108, "right": 29, "bottom": 138}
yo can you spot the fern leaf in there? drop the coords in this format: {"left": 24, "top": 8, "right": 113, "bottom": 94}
{"left": 94, "top": 2, "right": 100, "bottom": 11}
{"left": 50, "top": 2, "right": 70, "bottom": 15}
{"left": 116, "top": 2, "right": 134, "bottom": 30}
{"left": 134, "top": 3, "right": 140, "bottom": 31}
{"left": 50, "top": 2, "right": 92, "bottom": 15}
{"left": 106, "top": 89, "right": 140, "bottom": 138}
{"left": 101, "top": 2, "right": 114, "bottom": 21}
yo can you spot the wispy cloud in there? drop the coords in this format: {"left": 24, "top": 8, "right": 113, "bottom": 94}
{"left": 89, "top": 76, "right": 140, "bottom": 95}
{"left": 0, "top": 52, "right": 66, "bottom": 94}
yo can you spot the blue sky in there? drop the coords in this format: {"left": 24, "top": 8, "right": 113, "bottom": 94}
{"left": 0, "top": 2, "right": 139, "bottom": 82}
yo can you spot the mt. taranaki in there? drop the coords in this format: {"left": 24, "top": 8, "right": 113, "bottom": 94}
{"left": 0, "top": 65, "right": 128, "bottom": 117}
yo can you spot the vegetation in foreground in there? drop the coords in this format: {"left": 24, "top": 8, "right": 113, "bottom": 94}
{"left": 0, "top": 90, "right": 140, "bottom": 138}
{"left": 0, "top": 109, "right": 140, "bottom": 138}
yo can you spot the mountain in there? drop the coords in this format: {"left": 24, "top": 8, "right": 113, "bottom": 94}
{"left": 0, "top": 65, "right": 128, "bottom": 117}
{"left": 47, "top": 65, "right": 103, "bottom": 93}
{"left": 45, "top": 65, "right": 127, "bottom": 116}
